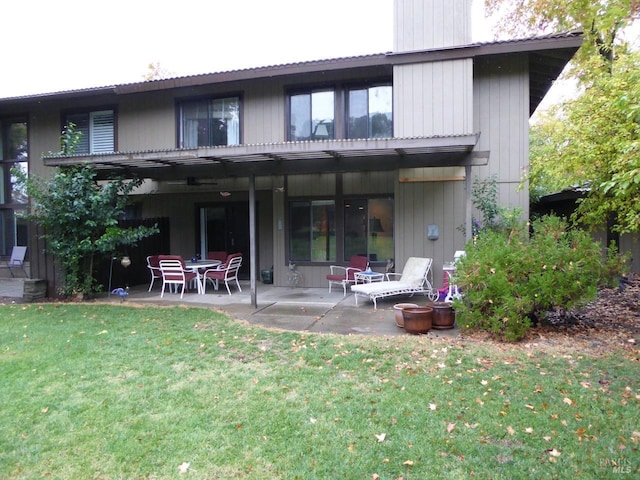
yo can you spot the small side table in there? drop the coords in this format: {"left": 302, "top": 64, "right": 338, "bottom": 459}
{"left": 355, "top": 271, "right": 385, "bottom": 284}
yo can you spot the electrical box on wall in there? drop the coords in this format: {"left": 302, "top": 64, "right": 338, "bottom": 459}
{"left": 427, "top": 224, "right": 439, "bottom": 240}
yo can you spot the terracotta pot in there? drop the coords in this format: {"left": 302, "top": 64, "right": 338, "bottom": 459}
{"left": 402, "top": 306, "right": 433, "bottom": 334}
{"left": 393, "top": 303, "right": 419, "bottom": 328}
{"left": 429, "top": 301, "right": 455, "bottom": 329}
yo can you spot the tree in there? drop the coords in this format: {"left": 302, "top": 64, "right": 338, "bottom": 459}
{"left": 484, "top": 0, "right": 640, "bottom": 73}
{"left": 15, "top": 124, "right": 158, "bottom": 296}
{"left": 16, "top": 164, "right": 158, "bottom": 297}
{"left": 485, "top": 0, "right": 640, "bottom": 233}
{"left": 533, "top": 52, "right": 640, "bottom": 232}
{"left": 528, "top": 51, "right": 640, "bottom": 232}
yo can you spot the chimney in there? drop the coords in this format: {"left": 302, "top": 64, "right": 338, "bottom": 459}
{"left": 394, "top": 0, "right": 471, "bottom": 52}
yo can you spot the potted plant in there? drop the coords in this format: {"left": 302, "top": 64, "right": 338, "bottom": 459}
{"left": 429, "top": 301, "right": 455, "bottom": 329}
{"left": 402, "top": 306, "right": 433, "bottom": 334}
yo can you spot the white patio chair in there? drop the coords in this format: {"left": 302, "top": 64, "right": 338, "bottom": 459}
{"left": 146, "top": 255, "right": 162, "bottom": 292}
{"left": 159, "top": 258, "right": 198, "bottom": 299}
{"left": 0, "top": 246, "right": 27, "bottom": 277}
{"left": 202, "top": 253, "right": 243, "bottom": 295}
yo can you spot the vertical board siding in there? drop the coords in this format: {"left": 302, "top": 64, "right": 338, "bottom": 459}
{"left": 287, "top": 174, "right": 336, "bottom": 197}
{"left": 396, "top": 180, "right": 466, "bottom": 288}
{"left": 473, "top": 55, "right": 529, "bottom": 218}
{"left": 343, "top": 171, "right": 395, "bottom": 194}
{"left": 119, "top": 92, "right": 175, "bottom": 150}
{"left": 394, "top": 0, "right": 471, "bottom": 51}
{"left": 244, "top": 80, "right": 285, "bottom": 144}
{"left": 394, "top": 59, "right": 473, "bottom": 137}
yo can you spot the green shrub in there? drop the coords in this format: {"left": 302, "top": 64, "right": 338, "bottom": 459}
{"left": 453, "top": 215, "right": 625, "bottom": 341}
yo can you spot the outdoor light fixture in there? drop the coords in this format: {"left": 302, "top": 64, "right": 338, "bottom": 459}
{"left": 220, "top": 191, "right": 231, "bottom": 198}
{"left": 427, "top": 224, "right": 439, "bottom": 240}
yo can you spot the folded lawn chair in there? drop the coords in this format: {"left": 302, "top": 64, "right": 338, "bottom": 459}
{"left": 351, "top": 257, "right": 438, "bottom": 309}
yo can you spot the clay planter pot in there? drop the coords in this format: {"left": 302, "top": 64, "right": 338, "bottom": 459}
{"left": 393, "top": 303, "right": 419, "bottom": 328}
{"left": 429, "top": 301, "right": 456, "bottom": 329}
{"left": 402, "top": 306, "right": 433, "bottom": 334}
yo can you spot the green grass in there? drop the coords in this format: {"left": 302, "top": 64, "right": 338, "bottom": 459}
{"left": 1, "top": 303, "right": 638, "bottom": 479}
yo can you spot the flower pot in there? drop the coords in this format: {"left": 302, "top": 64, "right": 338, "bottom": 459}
{"left": 429, "top": 301, "right": 455, "bottom": 329}
{"left": 402, "top": 306, "right": 433, "bottom": 334}
{"left": 393, "top": 303, "right": 419, "bottom": 328}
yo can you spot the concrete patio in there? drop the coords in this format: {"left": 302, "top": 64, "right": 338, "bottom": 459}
{"left": 0, "top": 278, "right": 459, "bottom": 338}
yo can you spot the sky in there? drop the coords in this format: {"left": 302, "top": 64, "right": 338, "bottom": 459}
{"left": 2, "top": 0, "right": 496, "bottom": 99}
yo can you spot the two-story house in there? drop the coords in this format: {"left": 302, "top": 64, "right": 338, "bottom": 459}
{"left": 0, "top": 0, "right": 583, "bottom": 299}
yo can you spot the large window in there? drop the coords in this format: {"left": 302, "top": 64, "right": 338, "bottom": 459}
{"left": 347, "top": 85, "right": 392, "bottom": 139}
{"left": 0, "top": 118, "right": 28, "bottom": 256}
{"left": 289, "top": 90, "right": 335, "bottom": 141}
{"left": 179, "top": 97, "right": 240, "bottom": 148}
{"left": 288, "top": 197, "right": 393, "bottom": 264}
{"left": 65, "top": 110, "right": 115, "bottom": 154}
{"left": 289, "top": 200, "right": 336, "bottom": 262}
{"left": 344, "top": 198, "right": 394, "bottom": 262}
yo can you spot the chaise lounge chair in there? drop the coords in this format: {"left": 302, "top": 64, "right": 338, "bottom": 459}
{"left": 351, "top": 257, "right": 438, "bottom": 309}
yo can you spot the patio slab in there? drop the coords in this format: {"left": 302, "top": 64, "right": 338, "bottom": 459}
{"left": 0, "top": 279, "right": 460, "bottom": 338}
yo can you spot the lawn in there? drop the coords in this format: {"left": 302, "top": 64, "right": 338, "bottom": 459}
{"left": 0, "top": 303, "right": 638, "bottom": 479}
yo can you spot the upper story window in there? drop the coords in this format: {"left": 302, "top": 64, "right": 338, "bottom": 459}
{"left": 347, "top": 85, "right": 392, "bottom": 139}
{"left": 65, "top": 110, "right": 115, "bottom": 154}
{"left": 0, "top": 117, "right": 28, "bottom": 256}
{"left": 0, "top": 118, "right": 28, "bottom": 205}
{"left": 179, "top": 96, "right": 240, "bottom": 148}
{"left": 289, "top": 90, "right": 335, "bottom": 141}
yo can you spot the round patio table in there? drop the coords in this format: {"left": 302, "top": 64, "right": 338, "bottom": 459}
{"left": 184, "top": 260, "right": 222, "bottom": 294}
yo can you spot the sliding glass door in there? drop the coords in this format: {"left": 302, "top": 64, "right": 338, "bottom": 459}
{"left": 198, "top": 202, "right": 250, "bottom": 276}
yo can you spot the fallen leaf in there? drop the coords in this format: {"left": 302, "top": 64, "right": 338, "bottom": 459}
{"left": 429, "top": 403, "right": 437, "bottom": 411}
{"left": 547, "top": 449, "right": 562, "bottom": 457}
{"left": 563, "top": 397, "right": 574, "bottom": 405}
{"left": 375, "top": 433, "right": 386, "bottom": 442}
{"left": 309, "top": 417, "right": 317, "bottom": 424}
{"left": 403, "top": 460, "right": 414, "bottom": 466}
{"left": 178, "top": 462, "right": 190, "bottom": 474}
{"left": 40, "top": 407, "right": 49, "bottom": 414}
{"left": 447, "top": 423, "right": 456, "bottom": 433}
{"left": 506, "top": 426, "right": 516, "bottom": 435}
{"left": 525, "top": 427, "right": 533, "bottom": 434}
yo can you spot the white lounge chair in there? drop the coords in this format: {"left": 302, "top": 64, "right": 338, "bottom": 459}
{"left": 351, "top": 257, "right": 438, "bottom": 309}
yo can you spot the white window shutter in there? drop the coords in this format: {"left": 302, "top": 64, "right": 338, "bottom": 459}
{"left": 90, "top": 111, "right": 114, "bottom": 153}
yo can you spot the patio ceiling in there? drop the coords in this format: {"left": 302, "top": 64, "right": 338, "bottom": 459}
{"left": 43, "top": 134, "right": 486, "bottom": 181}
